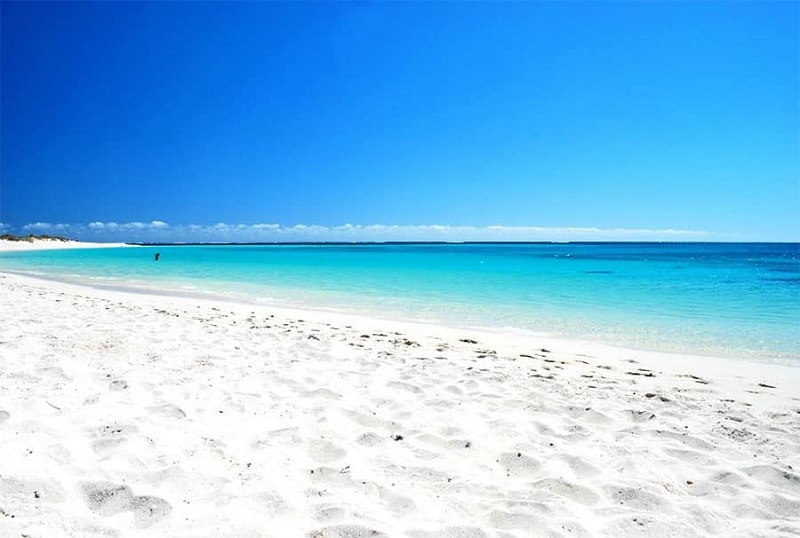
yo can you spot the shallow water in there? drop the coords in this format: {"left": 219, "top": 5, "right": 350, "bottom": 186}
{"left": 2, "top": 242, "right": 797, "bottom": 363}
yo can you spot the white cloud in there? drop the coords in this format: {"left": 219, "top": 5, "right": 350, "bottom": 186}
{"left": 21, "top": 222, "right": 73, "bottom": 233}
{"left": 16, "top": 220, "right": 723, "bottom": 243}
{"left": 86, "top": 221, "right": 170, "bottom": 234}
{"left": 250, "top": 223, "right": 280, "bottom": 231}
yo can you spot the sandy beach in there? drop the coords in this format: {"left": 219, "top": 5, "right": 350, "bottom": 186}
{"left": 0, "top": 239, "right": 130, "bottom": 252}
{"left": 0, "top": 239, "right": 131, "bottom": 252}
{"left": 1, "top": 269, "right": 798, "bottom": 537}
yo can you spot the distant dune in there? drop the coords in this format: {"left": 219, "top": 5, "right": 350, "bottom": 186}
{"left": 0, "top": 235, "right": 129, "bottom": 251}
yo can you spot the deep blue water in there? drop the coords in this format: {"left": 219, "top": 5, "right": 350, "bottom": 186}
{"left": 1, "top": 243, "right": 797, "bottom": 363}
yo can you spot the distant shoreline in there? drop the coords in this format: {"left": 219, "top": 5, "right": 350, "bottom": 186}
{"left": 0, "top": 237, "right": 130, "bottom": 252}
{"left": 2, "top": 235, "right": 796, "bottom": 248}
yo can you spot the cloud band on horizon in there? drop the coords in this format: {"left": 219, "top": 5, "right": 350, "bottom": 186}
{"left": 8, "top": 221, "right": 728, "bottom": 242}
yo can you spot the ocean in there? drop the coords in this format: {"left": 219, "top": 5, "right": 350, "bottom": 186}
{"left": 1, "top": 242, "right": 797, "bottom": 364}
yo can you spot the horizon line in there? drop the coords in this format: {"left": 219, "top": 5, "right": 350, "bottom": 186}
{"left": 124, "top": 240, "right": 798, "bottom": 246}
{"left": 2, "top": 220, "right": 795, "bottom": 242}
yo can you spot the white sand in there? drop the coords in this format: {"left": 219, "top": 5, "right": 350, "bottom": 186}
{"left": 0, "top": 239, "right": 130, "bottom": 251}
{"left": 1, "top": 272, "right": 798, "bottom": 537}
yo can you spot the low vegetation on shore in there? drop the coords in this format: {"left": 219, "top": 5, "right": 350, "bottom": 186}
{"left": 0, "top": 233, "right": 73, "bottom": 243}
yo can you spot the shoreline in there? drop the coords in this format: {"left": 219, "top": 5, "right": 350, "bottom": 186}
{"left": 5, "top": 270, "right": 800, "bottom": 383}
{"left": 1, "top": 271, "right": 798, "bottom": 536}
{"left": 2, "top": 265, "right": 797, "bottom": 367}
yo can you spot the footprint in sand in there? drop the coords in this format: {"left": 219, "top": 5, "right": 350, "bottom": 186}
{"left": 742, "top": 465, "right": 800, "bottom": 493}
{"left": 37, "top": 366, "right": 71, "bottom": 383}
{"left": 531, "top": 478, "right": 600, "bottom": 506}
{"left": 308, "top": 466, "right": 355, "bottom": 487}
{"left": 342, "top": 409, "right": 391, "bottom": 429}
{"left": 306, "top": 439, "right": 347, "bottom": 463}
{"left": 255, "top": 490, "right": 290, "bottom": 516}
{"left": 311, "top": 504, "right": 346, "bottom": 522}
{"left": 149, "top": 403, "right": 187, "bottom": 419}
{"left": 252, "top": 427, "right": 302, "bottom": 448}
{"left": 488, "top": 509, "right": 539, "bottom": 530}
{"left": 709, "top": 470, "right": 749, "bottom": 487}
{"left": 647, "top": 429, "right": 714, "bottom": 451}
{"left": 439, "top": 425, "right": 465, "bottom": 437}
{"left": 0, "top": 410, "right": 10, "bottom": 424}
{"left": 91, "top": 423, "right": 138, "bottom": 453}
{"left": 80, "top": 481, "right": 134, "bottom": 516}
{"left": 81, "top": 481, "right": 172, "bottom": 527}
{"left": 624, "top": 409, "right": 656, "bottom": 423}
{"left": 556, "top": 454, "right": 601, "bottom": 477}
{"left": 607, "top": 486, "right": 665, "bottom": 510}
{"left": 563, "top": 405, "right": 612, "bottom": 424}
{"left": 146, "top": 466, "right": 228, "bottom": 504}
{"left": 356, "top": 431, "right": 385, "bottom": 448}
{"left": 375, "top": 485, "right": 416, "bottom": 516}
{"left": 755, "top": 492, "right": 800, "bottom": 518}
{"left": 386, "top": 380, "right": 424, "bottom": 394}
{"left": 422, "top": 398, "right": 458, "bottom": 409}
{"left": 444, "top": 385, "right": 464, "bottom": 395}
{"left": 307, "top": 524, "right": 388, "bottom": 538}
{"left": 304, "top": 388, "right": 344, "bottom": 400}
{"left": 108, "top": 379, "right": 128, "bottom": 391}
{"left": 407, "top": 527, "right": 488, "bottom": 538}
{"left": 130, "top": 495, "right": 173, "bottom": 528}
{"left": 0, "top": 475, "right": 65, "bottom": 503}
{"left": 664, "top": 448, "right": 716, "bottom": 466}
{"left": 496, "top": 452, "right": 542, "bottom": 477}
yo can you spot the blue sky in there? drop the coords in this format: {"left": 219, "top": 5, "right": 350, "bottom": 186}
{"left": 1, "top": 1, "right": 797, "bottom": 242}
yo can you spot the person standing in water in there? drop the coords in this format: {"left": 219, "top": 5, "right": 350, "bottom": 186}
{"left": 154, "top": 252, "right": 160, "bottom": 261}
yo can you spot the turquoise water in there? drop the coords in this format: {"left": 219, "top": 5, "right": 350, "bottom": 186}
{"left": 1, "top": 243, "right": 798, "bottom": 363}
